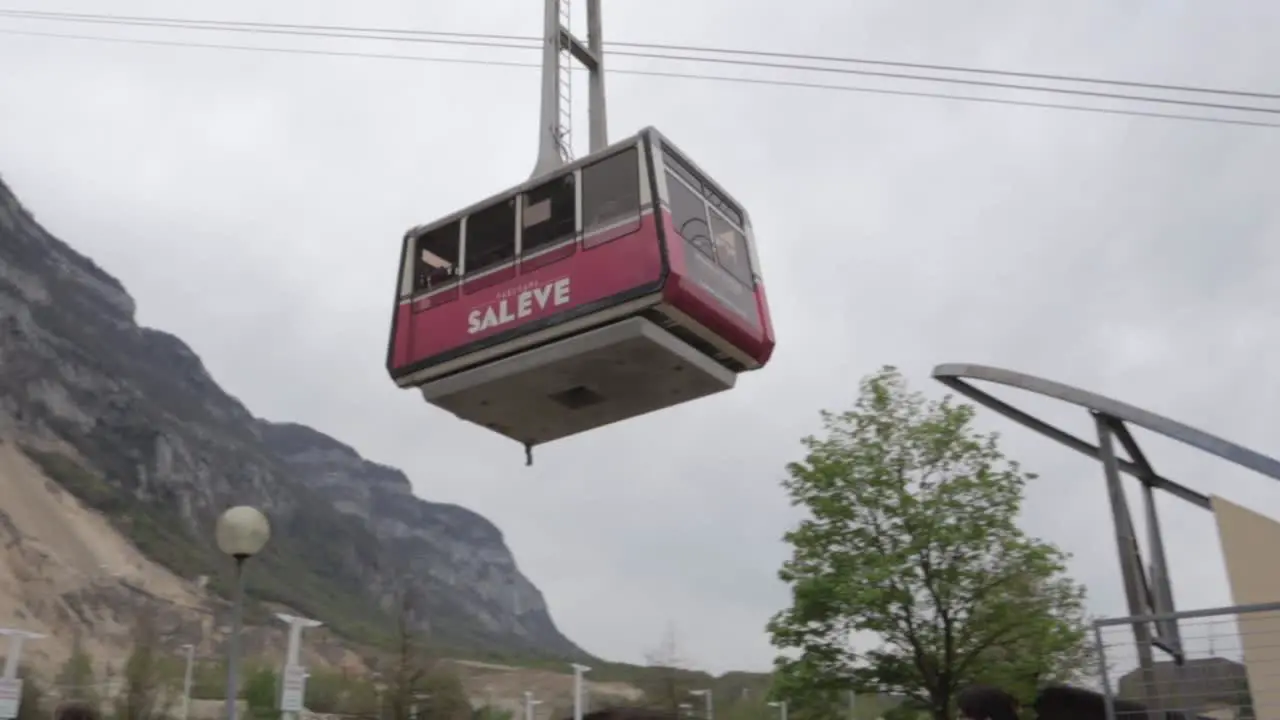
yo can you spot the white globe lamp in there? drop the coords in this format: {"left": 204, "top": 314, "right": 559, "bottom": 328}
{"left": 216, "top": 505, "right": 271, "bottom": 559}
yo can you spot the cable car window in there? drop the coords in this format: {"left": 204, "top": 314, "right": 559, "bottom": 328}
{"left": 664, "top": 148, "right": 704, "bottom": 196}
{"left": 464, "top": 199, "right": 516, "bottom": 275}
{"left": 662, "top": 145, "right": 745, "bottom": 228}
{"left": 413, "top": 221, "right": 461, "bottom": 292}
{"left": 708, "top": 210, "right": 753, "bottom": 287}
{"left": 581, "top": 147, "right": 640, "bottom": 235}
{"left": 521, "top": 173, "right": 576, "bottom": 254}
{"left": 665, "top": 172, "right": 714, "bottom": 259}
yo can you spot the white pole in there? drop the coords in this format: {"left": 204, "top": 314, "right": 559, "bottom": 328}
{"left": 691, "top": 690, "right": 713, "bottom": 720}
{"left": 275, "top": 613, "right": 321, "bottom": 720}
{"left": 180, "top": 644, "right": 195, "bottom": 720}
{"left": 523, "top": 692, "right": 542, "bottom": 720}
{"left": 769, "top": 701, "right": 787, "bottom": 720}
{"left": 2, "top": 636, "right": 24, "bottom": 679}
{"left": 571, "top": 664, "right": 591, "bottom": 720}
{"left": 0, "top": 628, "right": 42, "bottom": 720}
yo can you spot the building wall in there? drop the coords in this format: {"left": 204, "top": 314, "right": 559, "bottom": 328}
{"left": 1212, "top": 495, "right": 1280, "bottom": 720}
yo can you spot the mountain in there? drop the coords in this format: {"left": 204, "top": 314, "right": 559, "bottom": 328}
{"left": 0, "top": 173, "right": 585, "bottom": 661}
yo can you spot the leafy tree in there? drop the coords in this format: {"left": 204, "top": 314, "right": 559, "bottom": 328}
{"left": 416, "top": 666, "right": 470, "bottom": 720}
{"left": 243, "top": 665, "right": 279, "bottom": 720}
{"left": 115, "top": 610, "right": 177, "bottom": 720}
{"left": 768, "top": 367, "right": 1091, "bottom": 720}
{"left": 640, "top": 623, "right": 694, "bottom": 713}
{"left": 472, "top": 707, "right": 513, "bottom": 720}
{"left": 16, "top": 665, "right": 45, "bottom": 720}
{"left": 55, "top": 632, "right": 99, "bottom": 709}
{"left": 721, "top": 698, "right": 771, "bottom": 720}
{"left": 387, "top": 589, "right": 436, "bottom": 720}
{"left": 303, "top": 669, "right": 345, "bottom": 714}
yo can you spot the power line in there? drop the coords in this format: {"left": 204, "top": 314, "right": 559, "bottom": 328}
{"left": 2, "top": 6, "right": 1277, "bottom": 102}
{"left": 3, "top": 10, "right": 1278, "bottom": 116}
{"left": 2, "top": 27, "right": 1278, "bottom": 130}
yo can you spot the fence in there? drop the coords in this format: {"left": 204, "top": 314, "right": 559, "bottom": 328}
{"left": 1093, "top": 601, "right": 1280, "bottom": 720}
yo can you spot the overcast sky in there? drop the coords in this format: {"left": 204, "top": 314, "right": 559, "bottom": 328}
{"left": 2, "top": 0, "right": 1279, "bottom": 675}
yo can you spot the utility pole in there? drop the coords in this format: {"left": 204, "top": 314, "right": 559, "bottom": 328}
{"left": 531, "top": 0, "right": 608, "bottom": 179}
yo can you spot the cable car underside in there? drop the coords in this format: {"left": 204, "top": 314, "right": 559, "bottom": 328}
{"left": 417, "top": 313, "right": 736, "bottom": 462}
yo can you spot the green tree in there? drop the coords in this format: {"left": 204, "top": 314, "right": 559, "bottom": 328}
{"left": 417, "top": 666, "right": 470, "bottom": 720}
{"left": 386, "top": 589, "right": 436, "bottom": 720}
{"left": 115, "top": 610, "right": 177, "bottom": 720}
{"left": 640, "top": 623, "right": 694, "bottom": 713}
{"left": 242, "top": 665, "right": 279, "bottom": 720}
{"left": 767, "top": 367, "right": 1091, "bottom": 720}
{"left": 16, "top": 665, "right": 45, "bottom": 720}
{"left": 303, "top": 669, "right": 344, "bottom": 714}
{"left": 472, "top": 707, "right": 513, "bottom": 720}
{"left": 56, "top": 632, "right": 99, "bottom": 709}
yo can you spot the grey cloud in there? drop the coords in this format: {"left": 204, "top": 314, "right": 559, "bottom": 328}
{"left": 1, "top": 0, "right": 1278, "bottom": 673}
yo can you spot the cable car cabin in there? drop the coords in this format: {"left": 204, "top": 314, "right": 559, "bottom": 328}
{"left": 386, "top": 127, "right": 775, "bottom": 454}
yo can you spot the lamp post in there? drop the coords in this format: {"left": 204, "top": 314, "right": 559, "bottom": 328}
{"left": 215, "top": 506, "right": 271, "bottom": 720}
{"left": 768, "top": 701, "right": 787, "bottom": 720}
{"left": 690, "top": 689, "right": 713, "bottom": 720}
{"left": 570, "top": 663, "right": 591, "bottom": 720}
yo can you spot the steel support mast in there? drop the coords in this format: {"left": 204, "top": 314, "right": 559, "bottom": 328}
{"left": 531, "top": 0, "right": 608, "bottom": 179}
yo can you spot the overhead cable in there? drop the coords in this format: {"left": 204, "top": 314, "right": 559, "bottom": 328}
{"left": 2, "top": 27, "right": 1277, "bottom": 129}
{"left": 2, "top": 6, "right": 1277, "bottom": 101}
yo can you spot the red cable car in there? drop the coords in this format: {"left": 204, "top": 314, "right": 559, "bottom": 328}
{"left": 386, "top": 129, "right": 774, "bottom": 456}
{"left": 384, "top": 1, "right": 774, "bottom": 461}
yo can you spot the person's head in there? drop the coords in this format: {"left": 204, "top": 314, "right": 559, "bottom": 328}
{"left": 56, "top": 703, "right": 101, "bottom": 720}
{"left": 956, "top": 685, "right": 1020, "bottom": 720}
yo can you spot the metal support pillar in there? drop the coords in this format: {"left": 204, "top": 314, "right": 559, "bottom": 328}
{"left": 930, "top": 364, "right": 1280, "bottom": 717}
{"left": 531, "top": 0, "right": 608, "bottom": 179}
{"left": 1094, "top": 414, "right": 1161, "bottom": 718}
{"left": 1110, "top": 420, "right": 1183, "bottom": 656}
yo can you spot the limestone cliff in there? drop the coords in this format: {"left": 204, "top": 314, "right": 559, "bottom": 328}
{"left": 0, "top": 174, "right": 584, "bottom": 661}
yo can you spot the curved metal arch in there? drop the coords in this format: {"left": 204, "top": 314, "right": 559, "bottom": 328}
{"left": 931, "top": 363, "right": 1280, "bottom": 509}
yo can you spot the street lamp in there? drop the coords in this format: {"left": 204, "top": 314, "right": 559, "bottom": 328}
{"left": 768, "top": 701, "right": 787, "bottom": 720}
{"left": 215, "top": 506, "right": 271, "bottom": 720}
{"left": 690, "top": 689, "right": 713, "bottom": 720}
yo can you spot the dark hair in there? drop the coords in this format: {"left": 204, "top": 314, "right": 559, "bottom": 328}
{"left": 1032, "top": 684, "right": 1209, "bottom": 720}
{"left": 55, "top": 703, "right": 102, "bottom": 720}
{"left": 956, "top": 685, "right": 1020, "bottom": 720}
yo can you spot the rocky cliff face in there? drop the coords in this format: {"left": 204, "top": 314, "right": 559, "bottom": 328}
{"left": 0, "top": 174, "right": 584, "bottom": 660}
